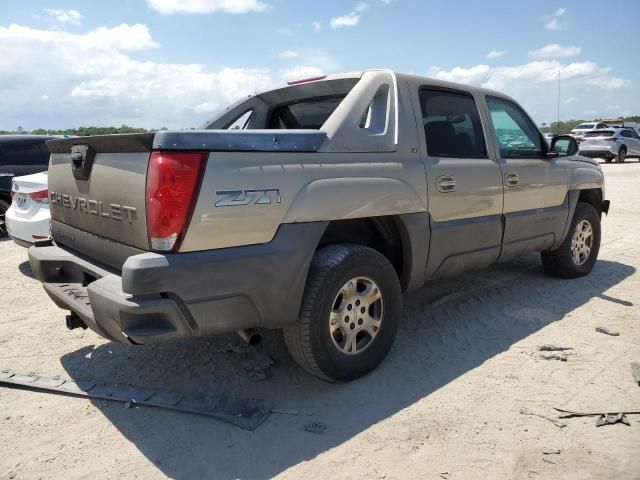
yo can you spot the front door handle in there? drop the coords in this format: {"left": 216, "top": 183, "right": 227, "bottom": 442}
{"left": 436, "top": 175, "right": 456, "bottom": 193}
{"left": 504, "top": 172, "right": 519, "bottom": 187}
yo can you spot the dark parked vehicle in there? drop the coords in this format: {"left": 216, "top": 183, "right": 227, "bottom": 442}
{"left": 0, "top": 135, "right": 54, "bottom": 237}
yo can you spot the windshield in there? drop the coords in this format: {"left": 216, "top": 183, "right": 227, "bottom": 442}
{"left": 584, "top": 130, "right": 614, "bottom": 138}
{"left": 267, "top": 96, "right": 345, "bottom": 129}
{"left": 574, "top": 124, "right": 595, "bottom": 130}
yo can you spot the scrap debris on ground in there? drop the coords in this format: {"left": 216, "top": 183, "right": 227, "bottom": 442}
{"left": 539, "top": 352, "right": 569, "bottom": 362}
{"left": 595, "top": 326, "right": 620, "bottom": 336}
{"left": 0, "top": 368, "right": 269, "bottom": 430}
{"left": 519, "top": 407, "right": 567, "bottom": 429}
{"left": 303, "top": 421, "right": 327, "bottom": 434}
{"left": 595, "top": 413, "right": 630, "bottom": 427}
{"left": 539, "top": 344, "right": 573, "bottom": 352}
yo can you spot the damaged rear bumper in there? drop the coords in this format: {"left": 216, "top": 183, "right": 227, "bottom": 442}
{"left": 28, "top": 222, "right": 327, "bottom": 344}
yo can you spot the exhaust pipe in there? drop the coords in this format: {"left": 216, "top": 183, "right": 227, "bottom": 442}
{"left": 237, "top": 329, "right": 262, "bottom": 346}
{"left": 66, "top": 312, "right": 87, "bottom": 330}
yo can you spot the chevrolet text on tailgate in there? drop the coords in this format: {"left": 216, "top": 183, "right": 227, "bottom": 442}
{"left": 29, "top": 70, "right": 610, "bottom": 382}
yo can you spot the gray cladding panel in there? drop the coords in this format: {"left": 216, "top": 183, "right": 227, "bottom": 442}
{"left": 426, "top": 214, "right": 503, "bottom": 279}
{"left": 502, "top": 196, "right": 569, "bottom": 245}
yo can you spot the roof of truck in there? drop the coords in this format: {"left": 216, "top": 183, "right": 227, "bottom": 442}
{"left": 282, "top": 69, "right": 513, "bottom": 102}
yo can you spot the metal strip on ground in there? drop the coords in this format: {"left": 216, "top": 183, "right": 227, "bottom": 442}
{"left": 0, "top": 369, "right": 269, "bottom": 430}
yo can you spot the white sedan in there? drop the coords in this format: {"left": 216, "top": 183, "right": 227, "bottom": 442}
{"left": 6, "top": 171, "right": 50, "bottom": 247}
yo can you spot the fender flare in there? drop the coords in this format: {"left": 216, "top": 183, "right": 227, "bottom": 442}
{"left": 569, "top": 167, "right": 604, "bottom": 191}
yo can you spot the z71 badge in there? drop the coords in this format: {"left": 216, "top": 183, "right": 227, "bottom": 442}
{"left": 215, "top": 189, "right": 281, "bottom": 207}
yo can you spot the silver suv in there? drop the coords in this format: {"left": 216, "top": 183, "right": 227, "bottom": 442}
{"left": 579, "top": 127, "right": 640, "bottom": 162}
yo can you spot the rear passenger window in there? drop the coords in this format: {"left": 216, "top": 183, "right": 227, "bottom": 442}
{"left": 487, "top": 96, "right": 545, "bottom": 158}
{"left": 419, "top": 89, "right": 487, "bottom": 158}
{"left": 268, "top": 96, "right": 345, "bottom": 129}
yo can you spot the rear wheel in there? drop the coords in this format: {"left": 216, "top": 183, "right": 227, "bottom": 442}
{"left": 0, "top": 199, "right": 9, "bottom": 238}
{"left": 617, "top": 147, "right": 626, "bottom": 163}
{"left": 541, "top": 202, "right": 601, "bottom": 278}
{"left": 284, "top": 244, "right": 401, "bottom": 382}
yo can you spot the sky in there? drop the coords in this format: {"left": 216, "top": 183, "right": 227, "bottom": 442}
{"left": 0, "top": 0, "right": 638, "bottom": 130}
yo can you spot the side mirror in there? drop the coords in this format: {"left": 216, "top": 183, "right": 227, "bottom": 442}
{"left": 549, "top": 134, "right": 578, "bottom": 157}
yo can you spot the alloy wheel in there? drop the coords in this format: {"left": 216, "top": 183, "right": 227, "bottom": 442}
{"left": 570, "top": 219, "right": 593, "bottom": 266}
{"left": 329, "top": 276, "right": 384, "bottom": 355}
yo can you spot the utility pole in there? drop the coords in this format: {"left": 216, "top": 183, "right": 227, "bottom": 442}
{"left": 556, "top": 67, "right": 561, "bottom": 135}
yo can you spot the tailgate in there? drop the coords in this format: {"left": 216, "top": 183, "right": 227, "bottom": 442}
{"left": 47, "top": 133, "right": 153, "bottom": 251}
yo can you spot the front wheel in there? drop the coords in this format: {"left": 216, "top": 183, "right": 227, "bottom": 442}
{"left": 284, "top": 244, "right": 401, "bottom": 382}
{"left": 617, "top": 147, "right": 626, "bottom": 163}
{"left": 541, "top": 202, "right": 601, "bottom": 278}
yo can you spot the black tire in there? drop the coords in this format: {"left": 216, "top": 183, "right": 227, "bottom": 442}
{"left": 284, "top": 244, "right": 401, "bottom": 382}
{"left": 617, "top": 147, "right": 626, "bottom": 163}
{"left": 0, "top": 198, "right": 9, "bottom": 238}
{"left": 541, "top": 202, "right": 601, "bottom": 279}
{"left": 604, "top": 156, "right": 613, "bottom": 163}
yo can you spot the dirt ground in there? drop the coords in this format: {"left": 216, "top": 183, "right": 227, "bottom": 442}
{"left": 1, "top": 161, "right": 639, "bottom": 480}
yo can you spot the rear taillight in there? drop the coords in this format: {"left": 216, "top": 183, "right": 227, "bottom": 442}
{"left": 605, "top": 137, "right": 616, "bottom": 142}
{"left": 146, "top": 151, "right": 207, "bottom": 252}
{"left": 29, "top": 189, "right": 49, "bottom": 204}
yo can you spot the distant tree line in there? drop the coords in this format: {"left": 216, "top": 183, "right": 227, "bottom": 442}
{"left": 3, "top": 115, "right": 639, "bottom": 137}
{"left": 539, "top": 116, "right": 640, "bottom": 134}
{"left": 0, "top": 125, "right": 168, "bottom": 136}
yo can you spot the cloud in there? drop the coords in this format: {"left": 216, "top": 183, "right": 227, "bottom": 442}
{"left": 0, "top": 23, "right": 275, "bottom": 129}
{"left": 545, "top": 18, "right": 560, "bottom": 30}
{"left": 330, "top": 12, "right": 361, "bottom": 29}
{"left": 544, "top": 6, "right": 567, "bottom": 30}
{"left": 0, "top": 22, "right": 158, "bottom": 51}
{"left": 529, "top": 43, "right": 580, "bottom": 59}
{"left": 486, "top": 49, "right": 506, "bottom": 59}
{"left": 0, "top": 23, "right": 340, "bottom": 130}
{"left": 330, "top": 3, "right": 368, "bottom": 29}
{"left": 43, "top": 8, "right": 83, "bottom": 25}
{"left": 588, "top": 76, "right": 631, "bottom": 90}
{"left": 428, "top": 59, "right": 631, "bottom": 122}
{"left": 193, "top": 100, "right": 220, "bottom": 114}
{"left": 279, "top": 66, "right": 325, "bottom": 83}
{"left": 146, "top": 0, "right": 268, "bottom": 14}
{"left": 427, "top": 64, "right": 491, "bottom": 85}
{"left": 312, "top": 21, "right": 322, "bottom": 31}
{"left": 279, "top": 50, "right": 300, "bottom": 59}
{"left": 429, "top": 60, "right": 609, "bottom": 90}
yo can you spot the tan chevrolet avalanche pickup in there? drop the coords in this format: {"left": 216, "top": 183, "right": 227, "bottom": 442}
{"left": 29, "top": 70, "right": 610, "bottom": 382}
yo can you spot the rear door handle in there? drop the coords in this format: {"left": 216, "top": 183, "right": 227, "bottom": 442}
{"left": 436, "top": 175, "right": 456, "bottom": 193}
{"left": 504, "top": 172, "right": 519, "bottom": 187}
